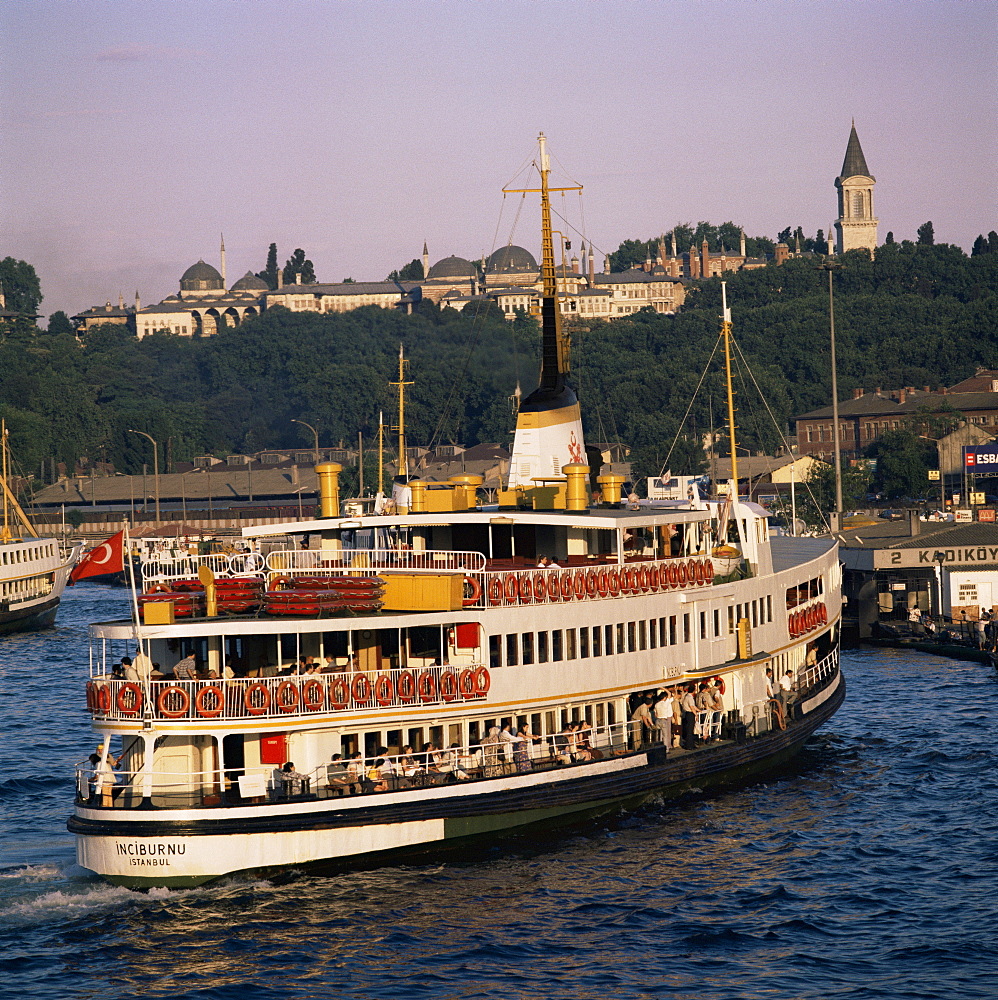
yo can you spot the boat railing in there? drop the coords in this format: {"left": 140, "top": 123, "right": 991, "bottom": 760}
{"left": 140, "top": 548, "right": 486, "bottom": 584}
{"left": 85, "top": 664, "right": 492, "bottom": 723}
{"left": 73, "top": 719, "right": 650, "bottom": 811}
{"left": 466, "top": 555, "right": 716, "bottom": 609}
{"left": 796, "top": 646, "right": 839, "bottom": 697}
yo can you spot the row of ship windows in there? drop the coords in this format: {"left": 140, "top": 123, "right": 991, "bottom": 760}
{"left": 488, "top": 598, "right": 774, "bottom": 668}
{"left": 1, "top": 544, "right": 55, "bottom": 566}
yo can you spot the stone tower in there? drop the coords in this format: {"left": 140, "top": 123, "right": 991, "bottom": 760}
{"left": 834, "top": 122, "right": 878, "bottom": 254}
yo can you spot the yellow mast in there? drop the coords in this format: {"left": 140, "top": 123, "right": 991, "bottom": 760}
{"left": 377, "top": 410, "right": 385, "bottom": 496}
{"left": 721, "top": 282, "right": 738, "bottom": 494}
{"left": 390, "top": 345, "right": 413, "bottom": 478}
{"left": 0, "top": 419, "right": 39, "bottom": 541}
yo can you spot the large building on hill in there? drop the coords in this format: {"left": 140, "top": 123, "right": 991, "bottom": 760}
{"left": 835, "top": 122, "right": 878, "bottom": 254}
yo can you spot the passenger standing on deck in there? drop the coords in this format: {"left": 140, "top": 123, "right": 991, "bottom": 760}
{"left": 481, "top": 727, "right": 503, "bottom": 777}
{"left": 653, "top": 689, "right": 673, "bottom": 749}
{"left": 132, "top": 648, "right": 153, "bottom": 682}
{"left": 173, "top": 651, "right": 197, "bottom": 680}
{"left": 630, "top": 696, "right": 655, "bottom": 746}
{"left": 680, "top": 684, "right": 697, "bottom": 749}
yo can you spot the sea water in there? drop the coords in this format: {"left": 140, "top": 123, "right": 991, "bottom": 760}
{"left": 1, "top": 585, "right": 996, "bottom": 1000}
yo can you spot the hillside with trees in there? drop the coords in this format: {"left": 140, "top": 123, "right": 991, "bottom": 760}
{"left": 1, "top": 237, "right": 996, "bottom": 497}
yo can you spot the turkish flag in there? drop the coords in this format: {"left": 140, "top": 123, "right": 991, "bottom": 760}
{"left": 70, "top": 530, "right": 125, "bottom": 584}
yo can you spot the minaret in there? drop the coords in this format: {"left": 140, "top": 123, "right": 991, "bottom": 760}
{"left": 670, "top": 230, "right": 678, "bottom": 258}
{"left": 220, "top": 233, "right": 227, "bottom": 287}
{"left": 135, "top": 290, "right": 141, "bottom": 312}
{"left": 587, "top": 243, "right": 595, "bottom": 285}
{"left": 739, "top": 229, "right": 746, "bottom": 258}
{"left": 422, "top": 241, "right": 429, "bottom": 280}
{"left": 834, "top": 121, "right": 878, "bottom": 254}
{"left": 827, "top": 225, "right": 835, "bottom": 256}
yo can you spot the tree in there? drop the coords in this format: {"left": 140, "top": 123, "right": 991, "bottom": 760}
{"left": 47, "top": 311, "right": 75, "bottom": 336}
{"left": 387, "top": 259, "right": 424, "bottom": 282}
{"left": 869, "top": 430, "right": 934, "bottom": 499}
{"left": 917, "top": 221, "right": 935, "bottom": 246}
{"left": 885, "top": 231, "right": 896, "bottom": 245}
{"left": 283, "top": 249, "right": 316, "bottom": 285}
{"left": 990, "top": 231, "right": 998, "bottom": 254}
{"left": 0, "top": 257, "right": 43, "bottom": 314}
{"left": 256, "top": 243, "right": 279, "bottom": 289}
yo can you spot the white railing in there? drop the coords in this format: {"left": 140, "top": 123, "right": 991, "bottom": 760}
{"left": 74, "top": 718, "right": 645, "bottom": 810}
{"left": 86, "top": 665, "right": 491, "bottom": 723}
{"left": 796, "top": 646, "right": 838, "bottom": 695}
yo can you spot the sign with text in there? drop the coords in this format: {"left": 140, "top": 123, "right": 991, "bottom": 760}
{"left": 980, "top": 508, "right": 996, "bottom": 523}
{"left": 964, "top": 444, "right": 998, "bottom": 468}
{"left": 970, "top": 492, "right": 986, "bottom": 505}
{"left": 955, "top": 509, "right": 973, "bottom": 522}
{"left": 928, "top": 469, "right": 940, "bottom": 481}
{"left": 875, "top": 542, "right": 998, "bottom": 569}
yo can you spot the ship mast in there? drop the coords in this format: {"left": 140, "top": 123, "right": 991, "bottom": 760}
{"left": 0, "top": 419, "right": 38, "bottom": 541}
{"left": 721, "top": 282, "right": 738, "bottom": 496}
{"left": 390, "top": 345, "right": 413, "bottom": 478}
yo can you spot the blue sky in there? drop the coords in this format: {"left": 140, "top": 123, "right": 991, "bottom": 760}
{"left": 2, "top": 0, "right": 995, "bottom": 320}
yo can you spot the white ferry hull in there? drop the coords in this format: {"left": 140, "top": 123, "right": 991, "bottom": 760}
{"left": 72, "top": 668, "right": 843, "bottom": 888}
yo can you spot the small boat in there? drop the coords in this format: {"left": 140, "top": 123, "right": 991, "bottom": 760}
{"left": 0, "top": 421, "right": 81, "bottom": 634}
{"left": 68, "top": 135, "right": 844, "bottom": 887}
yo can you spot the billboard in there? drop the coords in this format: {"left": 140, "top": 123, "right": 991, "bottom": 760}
{"left": 963, "top": 444, "right": 998, "bottom": 468}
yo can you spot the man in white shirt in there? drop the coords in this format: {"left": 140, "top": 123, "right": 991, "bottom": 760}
{"left": 653, "top": 689, "right": 673, "bottom": 750}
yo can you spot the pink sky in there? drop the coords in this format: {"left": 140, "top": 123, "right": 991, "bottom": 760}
{"left": 2, "top": 0, "right": 995, "bottom": 321}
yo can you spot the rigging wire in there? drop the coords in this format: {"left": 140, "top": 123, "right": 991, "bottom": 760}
{"left": 658, "top": 337, "right": 722, "bottom": 477}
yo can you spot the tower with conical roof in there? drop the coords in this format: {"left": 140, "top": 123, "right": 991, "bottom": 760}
{"left": 834, "top": 122, "right": 878, "bottom": 254}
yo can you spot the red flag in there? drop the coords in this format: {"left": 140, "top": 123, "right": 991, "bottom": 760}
{"left": 70, "top": 530, "right": 125, "bottom": 584}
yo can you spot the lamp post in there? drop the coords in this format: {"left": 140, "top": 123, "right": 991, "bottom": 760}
{"left": 933, "top": 550, "right": 947, "bottom": 619}
{"left": 128, "top": 429, "right": 160, "bottom": 521}
{"left": 292, "top": 419, "right": 320, "bottom": 464}
{"left": 819, "top": 262, "right": 845, "bottom": 523}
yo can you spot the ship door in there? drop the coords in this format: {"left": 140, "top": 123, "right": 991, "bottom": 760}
{"left": 354, "top": 629, "right": 380, "bottom": 672}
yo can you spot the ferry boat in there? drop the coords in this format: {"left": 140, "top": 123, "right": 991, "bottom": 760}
{"left": 68, "top": 136, "right": 844, "bottom": 887}
{"left": 0, "top": 421, "right": 80, "bottom": 634}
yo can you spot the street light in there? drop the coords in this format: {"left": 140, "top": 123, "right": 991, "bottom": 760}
{"left": 128, "top": 429, "right": 160, "bottom": 521}
{"left": 819, "top": 261, "right": 845, "bottom": 522}
{"left": 933, "top": 550, "right": 947, "bottom": 618}
{"left": 291, "top": 419, "right": 320, "bottom": 464}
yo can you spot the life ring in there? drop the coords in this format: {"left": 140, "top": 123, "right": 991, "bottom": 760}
{"left": 351, "top": 673, "right": 372, "bottom": 704}
{"left": 608, "top": 568, "right": 621, "bottom": 597}
{"left": 276, "top": 679, "right": 300, "bottom": 713}
{"left": 819, "top": 603, "right": 827, "bottom": 624}
{"left": 157, "top": 684, "right": 190, "bottom": 719}
{"left": 329, "top": 676, "right": 349, "bottom": 710}
{"left": 806, "top": 607, "right": 816, "bottom": 631}
{"left": 587, "top": 568, "right": 599, "bottom": 597}
{"left": 459, "top": 668, "right": 476, "bottom": 699}
{"left": 270, "top": 575, "right": 292, "bottom": 591}
{"left": 148, "top": 582, "right": 171, "bottom": 595}
{"left": 116, "top": 682, "right": 142, "bottom": 716}
{"left": 488, "top": 578, "right": 504, "bottom": 606}
{"left": 713, "top": 676, "right": 726, "bottom": 696}
{"left": 688, "top": 559, "right": 699, "bottom": 586}
{"left": 195, "top": 684, "right": 224, "bottom": 718}
{"left": 623, "top": 567, "right": 636, "bottom": 594}
{"left": 704, "top": 559, "right": 715, "bottom": 583}
{"left": 546, "top": 572, "right": 559, "bottom": 602}
{"left": 417, "top": 670, "right": 437, "bottom": 703}
{"left": 374, "top": 673, "right": 394, "bottom": 706}
{"left": 517, "top": 574, "right": 533, "bottom": 604}
{"left": 694, "top": 560, "right": 705, "bottom": 585}
{"left": 533, "top": 573, "right": 547, "bottom": 602}
{"left": 439, "top": 670, "right": 459, "bottom": 702}
{"left": 85, "top": 681, "right": 95, "bottom": 711}
{"left": 396, "top": 670, "right": 416, "bottom": 704}
{"left": 243, "top": 682, "right": 271, "bottom": 715}
{"left": 637, "top": 567, "right": 648, "bottom": 592}
{"left": 790, "top": 612, "right": 800, "bottom": 637}
{"left": 96, "top": 685, "right": 111, "bottom": 713}
{"left": 504, "top": 575, "right": 517, "bottom": 603}
{"left": 677, "top": 562, "right": 688, "bottom": 587}
{"left": 665, "top": 563, "right": 676, "bottom": 589}
{"left": 770, "top": 699, "right": 786, "bottom": 730}
{"left": 574, "top": 569, "right": 588, "bottom": 599}
{"left": 462, "top": 576, "right": 482, "bottom": 607}
{"left": 473, "top": 666, "right": 490, "bottom": 697}
{"left": 560, "top": 571, "right": 574, "bottom": 601}
{"left": 302, "top": 678, "right": 325, "bottom": 711}
{"left": 649, "top": 566, "right": 660, "bottom": 591}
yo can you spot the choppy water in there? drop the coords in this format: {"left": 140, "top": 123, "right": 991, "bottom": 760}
{"left": 1, "top": 586, "right": 996, "bottom": 1000}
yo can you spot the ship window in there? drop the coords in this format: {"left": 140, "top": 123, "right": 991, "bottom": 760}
{"left": 638, "top": 621, "right": 647, "bottom": 650}
{"left": 521, "top": 633, "right": 534, "bottom": 665}
{"left": 767, "top": 595, "right": 773, "bottom": 622}
{"left": 579, "top": 628, "right": 589, "bottom": 658}
{"left": 537, "top": 632, "right": 549, "bottom": 663}
{"left": 595, "top": 703, "right": 605, "bottom": 728}
{"left": 700, "top": 612, "right": 707, "bottom": 640}
{"left": 592, "top": 627, "right": 602, "bottom": 657}
{"left": 616, "top": 623, "right": 625, "bottom": 654}
{"left": 627, "top": 622, "right": 636, "bottom": 652}
{"left": 340, "top": 733, "right": 358, "bottom": 757}
{"left": 408, "top": 728, "right": 424, "bottom": 750}
{"left": 668, "top": 616, "right": 676, "bottom": 646}
{"left": 565, "top": 629, "right": 576, "bottom": 660}
{"left": 659, "top": 618, "right": 667, "bottom": 646}
{"left": 683, "top": 613, "right": 691, "bottom": 643}
{"left": 728, "top": 606, "right": 735, "bottom": 634}
{"left": 648, "top": 619, "right": 656, "bottom": 649}
{"left": 752, "top": 602, "right": 758, "bottom": 628}
{"left": 553, "top": 630, "right": 564, "bottom": 661}
{"left": 506, "top": 634, "right": 518, "bottom": 666}
{"left": 605, "top": 624, "right": 613, "bottom": 655}
{"left": 713, "top": 609, "right": 721, "bottom": 637}
{"left": 489, "top": 635, "right": 500, "bottom": 670}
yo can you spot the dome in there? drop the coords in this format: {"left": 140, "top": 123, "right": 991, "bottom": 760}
{"left": 180, "top": 259, "right": 224, "bottom": 292}
{"left": 486, "top": 245, "right": 537, "bottom": 274}
{"left": 231, "top": 271, "right": 269, "bottom": 292}
{"left": 427, "top": 255, "right": 477, "bottom": 279}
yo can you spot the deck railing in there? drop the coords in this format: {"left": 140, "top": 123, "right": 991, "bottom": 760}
{"left": 86, "top": 664, "right": 491, "bottom": 723}
{"left": 75, "top": 718, "right": 648, "bottom": 811}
